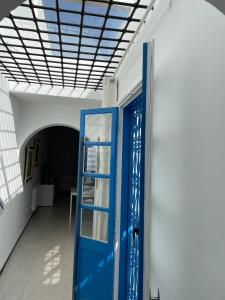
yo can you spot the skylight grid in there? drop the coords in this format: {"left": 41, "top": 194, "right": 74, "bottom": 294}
{"left": 0, "top": 0, "right": 149, "bottom": 90}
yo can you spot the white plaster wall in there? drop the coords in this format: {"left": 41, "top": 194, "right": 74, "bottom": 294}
{"left": 10, "top": 93, "right": 101, "bottom": 148}
{"left": 0, "top": 74, "right": 46, "bottom": 271}
{"left": 117, "top": 0, "right": 225, "bottom": 103}
{"left": 116, "top": 0, "right": 225, "bottom": 299}
{"left": 0, "top": 85, "right": 100, "bottom": 272}
{"left": 150, "top": 3, "right": 225, "bottom": 299}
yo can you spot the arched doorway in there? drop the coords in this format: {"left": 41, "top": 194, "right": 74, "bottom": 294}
{"left": 0, "top": 125, "right": 80, "bottom": 300}
{"left": 21, "top": 125, "right": 79, "bottom": 209}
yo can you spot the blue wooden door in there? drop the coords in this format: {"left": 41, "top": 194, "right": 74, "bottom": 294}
{"left": 126, "top": 95, "right": 146, "bottom": 300}
{"left": 119, "top": 43, "right": 148, "bottom": 300}
{"left": 73, "top": 107, "right": 118, "bottom": 300}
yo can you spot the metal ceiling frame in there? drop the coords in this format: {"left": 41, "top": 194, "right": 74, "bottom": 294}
{"left": 0, "top": 0, "right": 149, "bottom": 90}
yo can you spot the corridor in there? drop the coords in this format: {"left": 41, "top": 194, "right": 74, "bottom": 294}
{"left": 0, "top": 202, "right": 74, "bottom": 300}
{"left": 0, "top": 0, "right": 225, "bottom": 299}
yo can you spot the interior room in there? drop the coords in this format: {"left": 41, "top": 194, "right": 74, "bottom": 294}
{"left": 0, "top": 1, "right": 225, "bottom": 300}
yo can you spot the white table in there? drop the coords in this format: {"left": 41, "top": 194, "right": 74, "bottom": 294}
{"left": 69, "top": 188, "right": 77, "bottom": 225}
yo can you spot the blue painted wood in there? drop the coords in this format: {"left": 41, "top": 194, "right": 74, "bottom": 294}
{"left": 82, "top": 172, "right": 110, "bottom": 179}
{"left": 73, "top": 107, "right": 118, "bottom": 300}
{"left": 119, "top": 106, "right": 131, "bottom": 300}
{"left": 126, "top": 94, "right": 146, "bottom": 300}
{"left": 119, "top": 42, "right": 149, "bottom": 300}
{"left": 83, "top": 141, "right": 112, "bottom": 146}
{"left": 80, "top": 204, "right": 110, "bottom": 212}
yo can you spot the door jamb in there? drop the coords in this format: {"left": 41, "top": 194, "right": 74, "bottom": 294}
{"left": 119, "top": 92, "right": 144, "bottom": 300}
{"left": 143, "top": 41, "right": 154, "bottom": 300}
{"left": 117, "top": 41, "right": 153, "bottom": 300}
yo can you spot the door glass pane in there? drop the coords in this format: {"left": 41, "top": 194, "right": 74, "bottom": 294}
{"left": 80, "top": 209, "right": 108, "bottom": 242}
{"left": 82, "top": 177, "right": 110, "bottom": 208}
{"left": 85, "top": 113, "right": 112, "bottom": 142}
{"left": 83, "top": 146, "right": 111, "bottom": 174}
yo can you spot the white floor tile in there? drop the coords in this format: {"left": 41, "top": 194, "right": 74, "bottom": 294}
{"left": 0, "top": 205, "right": 74, "bottom": 300}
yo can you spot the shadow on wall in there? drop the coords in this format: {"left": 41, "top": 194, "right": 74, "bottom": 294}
{"left": 0, "top": 83, "right": 23, "bottom": 205}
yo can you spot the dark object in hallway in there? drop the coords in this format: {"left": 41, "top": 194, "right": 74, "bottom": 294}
{"left": 41, "top": 162, "right": 53, "bottom": 185}
{"left": 46, "top": 127, "right": 79, "bottom": 193}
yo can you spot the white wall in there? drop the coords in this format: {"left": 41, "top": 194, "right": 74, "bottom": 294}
{"left": 0, "top": 74, "right": 50, "bottom": 271}
{"left": 0, "top": 81, "right": 100, "bottom": 272}
{"left": 0, "top": 74, "right": 32, "bottom": 270}
{"left": 10, "top": 92, "right": 101, "bottom": 148}
{"left": 116, "top": 0, "right": 225, "bottom": 299}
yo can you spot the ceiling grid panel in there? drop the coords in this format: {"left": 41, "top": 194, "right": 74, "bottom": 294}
{"left": 0, "top": 0, "right": 150, "bottom": 90}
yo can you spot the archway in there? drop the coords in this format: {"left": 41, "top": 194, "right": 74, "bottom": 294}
{"left": 9, "top": 125, "right": 80, "bottom": 299}
{"left": 22, "top": 125, "right": 79, "bottom": 209}
{"left": 19, "top": 123, "right": 79, "bottom": 154}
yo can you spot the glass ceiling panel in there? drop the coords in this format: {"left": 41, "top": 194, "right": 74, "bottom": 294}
{"left": 60, "top": 25, "right": 80, "bottom": 35}
{"left": 106, "top": 18, "right": 127, "bottom": 29}
{"left": 24, "top": 40, "right": 42, "bottom": 47}
{"left": 109, "top": 4, "right": 131, "bottom": 17}
{"left": 0, "top": 28, "right": 18, "bottom": 37}
{"left": 38, "top": 22, "right": 58, "bottom": 33}
{"left": 14, "top": 19, "right": 36, "bottom": 30}
{"left": 11, "top": 6, "right": 33, "bottom": 18}
{"left": 85, "top": 1, "right": 108, "bottom": 16}
{"left": 62, "top": 44, "right": 78, "bottom": 52}
{"left": 61, "top": 35, "right": 79, "bottom": 44}
{"left": 33, "top": 0, "right": 56, "bottom": 8}
{"left": 43, "top": 41, "right": 60, "bottom": 49}
{"left": 0, "top": 0, "right": 151, "bottom": 90}
{"left": 0, "top": 19, "right": 14, "bottom": 28}
{"left": 8, "top": 46, "right": 25, "bottom": 53}
{"left": 60, "top": 12, "right": 81, "bottom": 25}
{"left": 83, "top": 15, "right": 105, "bottom": 28}
{"left": 59, "top": 0, "right": 82, "bottom": 11}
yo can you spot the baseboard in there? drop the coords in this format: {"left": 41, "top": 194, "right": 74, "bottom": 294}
{"left": 0, "top": 210, "right": 36, "bottom": 276}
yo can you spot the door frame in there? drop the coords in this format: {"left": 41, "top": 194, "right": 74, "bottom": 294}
{"left": 119, "top": 92, "right": 146, "bottom": 300}
{"left": 118, "top": 41, "right": 153, "bottom": 300}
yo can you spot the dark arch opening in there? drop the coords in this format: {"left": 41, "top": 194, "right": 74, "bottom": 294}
{"left": 24, "top": 125, "right": 79, "bottom": 208}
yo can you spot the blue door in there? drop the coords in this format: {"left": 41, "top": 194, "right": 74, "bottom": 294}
{"left": 119, "top": 43, "right": 148, "bottom": 300}
{"left": 126, "top": 94, "right": 146, "bottom": 300}
{"left": 73, "top": 107, "right": 118, "bottom": 300}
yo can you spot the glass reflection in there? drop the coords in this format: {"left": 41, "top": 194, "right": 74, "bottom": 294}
{"left": 83, "top": 146, "right": 110, "bottom": 174}
{"left": 81, "top": 209, "right": 108, "bottom": 242}
{"left": 82, "top": 176, "right": 109, "bottom": 208}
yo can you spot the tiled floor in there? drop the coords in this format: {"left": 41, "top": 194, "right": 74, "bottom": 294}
{"left": 0, "top": 204, "right": 75, "bottom": 300}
